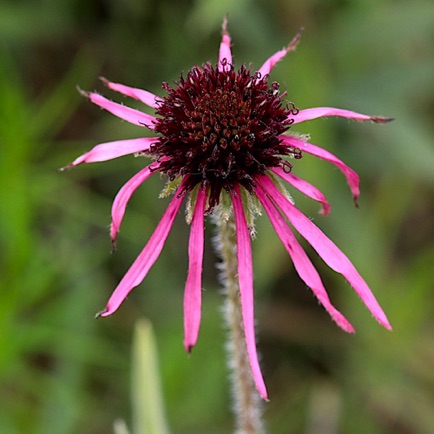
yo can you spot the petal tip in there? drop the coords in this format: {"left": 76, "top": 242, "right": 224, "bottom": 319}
{"left": 76, "top": 85, "right": 90, "bottom": 98}
{"left": 96, "top": 304, "right": 116, "bottom": 318}
{"left": 342, "top": 323, "right": 356, "bottom": 334}
{"left": 222, "top": 16, "right": 228, "bottom": 35}
{"left": 331, "top": 311, "right": 355, "bottom": 333}
{"left": 94, "top": 309, "right": 108, "bottom": 319}
{"left": 184, "top": 342, "right": 194, "bottom": 354}
{"left": 286, "top": 28, "right": 303, "bottom": 52}
{"left": 58, "top": 164, "right": 72, "bottom": 172}
{"left": 380, "top": 318, "right": 393, "bottom": 331}
{"left": 320, "top": 203, "right": 331, "bottom": 217}
{"left": 371, "top": 116, "right": 394, "bottom": 124}
{"left": 110, "top": 225, "right": 119, "bottom": 246}
{"left": 99, "top": 76, "right": 109, "bottom": 86}
{"left": 260, "top": 390, "right": 270, "bottom": 401}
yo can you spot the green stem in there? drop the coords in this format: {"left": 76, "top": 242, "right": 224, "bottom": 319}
{"left": 212, "top": 208, "right": 265, "bottom": 434}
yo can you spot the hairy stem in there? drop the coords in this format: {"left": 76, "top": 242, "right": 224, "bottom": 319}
{"left": 212, "top": 208, "right": 265, "bottom": 434}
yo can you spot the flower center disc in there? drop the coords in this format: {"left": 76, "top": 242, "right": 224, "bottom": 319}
{"left": 153, "top": 62, "right": 296, "bottom": 208}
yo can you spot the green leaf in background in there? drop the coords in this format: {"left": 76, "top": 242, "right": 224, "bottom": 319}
{"left": 131, "top": 319, "right": 171, "bottom": 434}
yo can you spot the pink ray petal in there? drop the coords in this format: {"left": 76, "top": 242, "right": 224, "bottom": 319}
{"left": 272, "top": 166, "right": 331, "bottom": 216}
{"left": 256, "top": 182, "right": 354, "bottom": 332}
{"left": 110, "top": 164, "right": 158, "bottom": 243}
{"left": 257, "top": 30, "right": 302, "bottom": 78}
{"left": 218, "top": 17, "right": 232, "bottom": 72}
{"left": 67, "top": 137, "right": 157, "bottom": 167}
{"left": 183, "top": 188, "right": 207, "bottom": 352}
{"left": 291, "top": 107, "right": 393, "bottom": 125}
{"left": 80, "top": 89, "right": 157, "bottom": 129}
{"left": 100, "top": 77, "right": 162, "bottom": 109}
{"left": 231, "top": 187, "right": 268, "bottom": 400}
{"left": 281, "top": 135, "right": 360, "bottom": 204}
{"left": 259, "top": 175, "right": 392, "bottom": 330}
{"left": 98, "top": 190, "right": 185, "bottom": 317}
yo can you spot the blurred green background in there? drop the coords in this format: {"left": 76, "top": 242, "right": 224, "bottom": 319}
{"left": 1, "top": 0, "right": 433, "bottom": 433}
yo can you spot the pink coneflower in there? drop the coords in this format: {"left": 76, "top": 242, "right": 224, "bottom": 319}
{"left": 68, "top": 20, "right": 391, "bottom": 401}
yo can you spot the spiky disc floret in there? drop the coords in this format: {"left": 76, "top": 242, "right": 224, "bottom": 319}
{"left": 152, "top": 62, "right": 299, "bottom": 209}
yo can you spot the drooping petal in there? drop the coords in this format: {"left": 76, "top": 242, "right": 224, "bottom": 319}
{"left": 100, "top": 77, "right": 162, "bottom": 109}
{"left": 81, "top": 90, "right": 157, "bottom": 129}
{"left": 231, "top": 187, "right": 268, "bottom": 400}
{"left": 259, "top": 175, "right": 392, "bottom": 330}
{"left": 98, "top": 190, "right": 185, "bottom": 317}
{"left": 218, "top": 17, "right": 232, "bottom": 72}
{"left": 256, "top": 182, "right": 354, "bottom": 332}
{"left": 291, "top": 107, "right": 393, "bottom": 125}
{"left": 281, "top": 135, "right": 360, "bottom": 204}
{"left": 272, "top": 166, "right": 331, "bottom": 216}
{"left": 257, "top": 30, "right": 302, "bottom": 78}
{"left": 68, "top": 137, "right": 157, "bottom": 167}
{"left": 110, "top": 164, "right": 158, "bottom": 243}
{"left": 183, "top": 188, "right": 207, "bottom": 352}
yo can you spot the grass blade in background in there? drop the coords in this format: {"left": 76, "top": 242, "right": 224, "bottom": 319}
{"left": 132, "top": 319, "right": 171, "bottom": 434}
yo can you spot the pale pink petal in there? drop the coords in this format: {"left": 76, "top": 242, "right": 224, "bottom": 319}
{"left": 281, "top": 135, "right": 360, "bottom": 204}
{"left": 68, "top": 137, "right": 157, "bottom": 167}
{"left": 183, "top": 189, "right": 207, "bottom": 352}
{"left": 291, "top": 107, "right": 393, "bottom": 125}
{"left": 272, "top": 166, "right": 331, "bottom": 216}
{"left": 100, "top": 77, "right": 162, "bottom": 109}
{"left": 259, "top": 175, "right": 392, "bottom": 330}
{"left": 98, "top": 190, "right": 185, "bottom": 317}
{"left": 82, "top": 90, "right": 157, "bottom": 129}
{"left": 257, "top": 30, "right": 302, "bottom": 78}
{"left": 110, "top": 164, "right": 158, "bottom": 243}
{"left": 256, "top": 182, "right": 354, "bottom": 332}
{"left": 231, "top": 187, "right": 268, "bottom": 400}
{"left": 218, "top": 17, "right": 232, "bottom": 72}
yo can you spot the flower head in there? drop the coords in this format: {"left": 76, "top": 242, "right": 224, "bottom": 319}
{"left": 68, "top": 20, "right": 392, "bottom": 400}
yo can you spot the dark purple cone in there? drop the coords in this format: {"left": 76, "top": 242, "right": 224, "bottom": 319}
{"left": 152, "top": 62, "right": 300, "bottom": 209}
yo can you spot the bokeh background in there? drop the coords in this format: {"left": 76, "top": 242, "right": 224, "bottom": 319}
{"left": 1, "top": 0, "right": 433, "bottom": 433}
